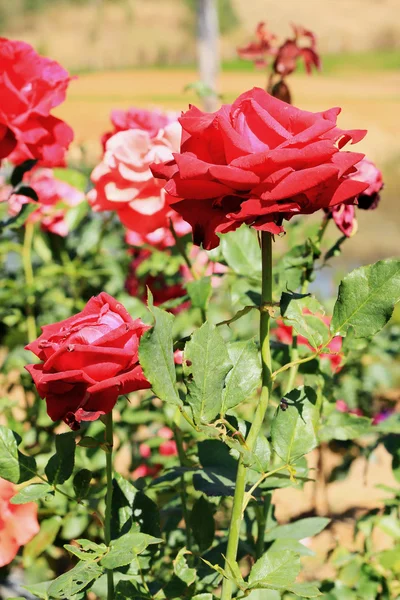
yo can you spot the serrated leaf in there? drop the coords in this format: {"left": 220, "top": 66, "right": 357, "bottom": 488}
{"left": 331, "top": 259, "right": 400, "bottom": 338}
{"left": 287, "top": 582, "right": 322, "bottom": 597}
{"left": 265, "top": 517, "right": 330, "bottom": 542}
{"left": 281, "top": 293, "right": 329, "bottom": 349}
{"left": 271, "top": 387, "right": 318, "bottom": 464}
{"left": 187, "top": 277, "right": 212, "bottom": 310}
{"left": 0, "top": 425, "right": 37, "bottom": 484}
{"left": 73, "top": 469, "right": 92, "bottom": 500}
{"left": 139, "top": 292, "right": 181, "bottom": 406}
{"left": 100, "top": 532, "right": 163, "bottom": 569}
{"left": 221, "top": 340, "right": 261, "bottom": 414}
{"left": 248, "top": 550, "right": 301, "bottom": 589}
{"left": 319, "top": 412, "right": 371, "bottom": 442}
{"left": 48, "top": 561, "right": 103, "bottom": 599}
{"left": 174, "top": 547, "right": 196, "bottom": 585}
{"left": 45, "top": 432, "right": 76, "bottom": 485}
{"left": 220, "top": 224, "right": 261, "bottom": 277}
{"left": 65, "top": 539, "right": 107, "bottom": 562}
{"left": 183, "top": 321, "right": 232, "bottom": 424}
{"left": 23, "top": 516, "right": 62, "bottom": 565}
{"left": 190, "top": 496, "right": 215, "bottom": 552}
{"left": 11, "top": 482, "right": 52, "bottom": 504}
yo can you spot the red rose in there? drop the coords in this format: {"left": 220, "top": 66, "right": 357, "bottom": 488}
{"left": 328, "top": 157, "right": 383, "bottom": 237}
{"left": 0, "top": 38, "right": 73, "bottom": 166}
{"left": 151, "top": 88, "right": 369, "bottom": 249}
{"left": 0, "top": 478, "right": 40, "bottom": 568}
{"left": 273, "top": 25, "right": 321, "bottom": 77}
{"left": 237, "top": 22, "right": 277, "bottom": 68}
{"left": 25, "top": 293, "right": 150, "bottom": 429}
{"left": 101, "top": 107, "right": 176, "bottom": 149}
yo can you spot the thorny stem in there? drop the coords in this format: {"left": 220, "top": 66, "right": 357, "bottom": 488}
{"left": 22, "top": 221, "right": 37, "bottom": 343}
{"left": 220, "top": 232, "right": 273, "bottom": 600}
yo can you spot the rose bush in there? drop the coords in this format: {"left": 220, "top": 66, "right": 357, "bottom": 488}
{"left": 25, "top": 292, "right": 150, "bottom": 429}
{"left": 0, "top": 478, "right": 39, "bottom": 568}
{"left": 2, "top": 168, "right": 85, "bottom": 236}
{"left": 88, "top": 121, "right": 187, "bottom": 237}
{"left": 0, "top": 38, "right": 73, "bottom": 166}
{"left": 152, "top": 87, "right": 369, "bottom": 249}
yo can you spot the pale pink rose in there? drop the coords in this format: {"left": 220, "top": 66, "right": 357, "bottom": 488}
{"left": 89, "top": 122, "right": 184, "bottom": 237}
{"left": 0, "top": 478, "right": 40, "bottom": 567}
{"left": 3, "top": 168, "right": 84, "bottom": 236}
{"left": 101, "top": 107, "right": 178, "bottom": 149}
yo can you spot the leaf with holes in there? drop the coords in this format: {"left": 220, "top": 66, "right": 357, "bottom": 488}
{"left": 65, "top": 539, "right": 107, "bottom": 562}
{"left": 47, "top": 561, "right": 103, "bottom": 599}
{"left": 183, "top": 322, "right": 232, "bottom": 424}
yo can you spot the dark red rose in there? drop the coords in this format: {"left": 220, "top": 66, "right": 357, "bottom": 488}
{"left": 237, "top": 22, "right": 277, "bottom": 68}
{"left": 0, "top": 38, "right": 74, "bottom": 166}
{"left": 151, "top": 88, "right": 369, "bottom": 249}
{"left": 25, "top": 293, "right": 150, "bottom": 429}
{"left": 274, "top": 24, "right": 321, "bottom": 77}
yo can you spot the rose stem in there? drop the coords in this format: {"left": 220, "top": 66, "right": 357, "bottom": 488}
{"left": 104, "top": 411, "right": 115, "bottom": 599}
{"left": 221, "top": 231, "right": 273, "bottom": 600}
{"left": 174, "top": 424, "right": 193, "bottom": 552}
{"left": 22, "top": 221, "right": 37, "bottom": 343}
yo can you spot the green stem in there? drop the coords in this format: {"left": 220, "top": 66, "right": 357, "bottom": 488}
{"left": 174, "top": 425, "right": 193, "bottom": 551}
{"left": 22, "top": 221, "right": 37, "bottom": 343}
{"left": 104, "top": 412, "right": 114, "bottom": 599}
{"left": 221, "top": 232, "right": 273, "bottom": 600}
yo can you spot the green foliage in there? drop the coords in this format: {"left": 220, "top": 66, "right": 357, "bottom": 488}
{"left": 190, "top": 496, "right": 215, "bottom": 552}
{"left": 331, "top": 259, "right": 400, "bottom": 338}
{"left": 220, "top": 224, "right": 261, "bottom": 279}
{"left": 47, "top": 561, "right": 103, "bottom": 599}
{"left": 0, "top": 424, "right": 37, "bottom": 483}
{"left": 221, "top": 340, "right": 261, "bottom": 413}
{"left": 183, "top": 321, "right": 232, "bottom": 423}
{"left": 45, "top": 432, "right": 76, "bottom": 485}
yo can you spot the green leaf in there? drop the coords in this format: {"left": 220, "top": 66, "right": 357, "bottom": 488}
{"left": 192, "top": 595, "right": 214, "bottom": 600}
{"left": 65, "top": 539, "right": 107, "bottom": 562}
{"left": 187, "top": 277, "right": 212, "bottom": 310}
{"left": 287, "top": 582, "right": 322, "bottom": 597}
{"left": 265, "top": 517, "right": 330, "bottom": 542}
{"left": 73, "top": 469, "right": 92, "bottom": 500}
{"left": 190, "top": 496, "right": 215, "bottom": 552}
{"left": 22, "top": 581, "right": 52, "bottom": 600}
{"left": 331, "top": 259, "right": 400, "bottom": 338}
{"left": 269, "top": 538, "right": 315, "bottom": 557}
{"left": 248, "top": 550, "right": 301, "bottom": 589}
{"left": 281, "top": 293, "right": 329, "bottom": 349}
{"left": 115, "top": 580, "right": 152, "bottom": 599}
{"left": 45, "top": 432, "right": 76, "bottom": 485}
{"left": 217, "top": 305, "right": 257, "bottom": 327}
{"left": 221, "top": 340, "right": 261, "bottom": 414}
{"left": 319, "top": 412, "right": 371, "bottom": 442}
{"left": 48, "top": 561, "right": 103, "bottom": 599}
{"left": 173, "top": 547, "right": 196, "bottom": 585}
{"left": 11, "top": 482, "right": 52, "bottom": 504}
{"left": 64, "top": 200, "right": 89, "bottom": 232}
{"left": 183, "top": 321, "right": 232, "bottom": 424}
{"left": 271, "top": 387, "right": 318, "bottom": 464}
{"left": 194, "top": 439, "right": 237, "bottom": 496}
{"left": 23, "top": 516, "right": 62, "bottom": 565}
{"left": 100, "top": 532, "right": 163, "bottom": 569}
{"left": 0, "top": 424, "right": 37, "bottom": 484}
{"left": 132, "top": 491, "right": 161, "bottom": 537}
{"left": 111, "top": 474, "right": 138, "bottom": 539}
{"left": 220, "top": 224, "right": 261, "bottom": 278}
{"left": 139, "top": 292, "right": 181, "bottom": 406}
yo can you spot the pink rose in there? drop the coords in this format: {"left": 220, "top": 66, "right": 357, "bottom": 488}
{"left": 88, "top": 122, "right": 183, "bottom": 236}
{"left": 125, "top": 211, "right": 191, "bottom": 249}
{"left": 0, "top": 38, "right": 74, "bottom": 166}
{"left": 3, "top": 169, "right": 85, "bottom": 237}
{"left": 101, "top": 107, "right": 176, "bottom": 149}
{"left": 0, "top": 478, "right": 40, "bottom": 567}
